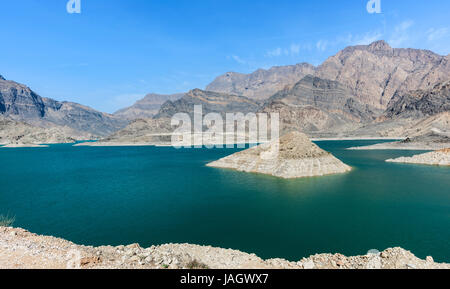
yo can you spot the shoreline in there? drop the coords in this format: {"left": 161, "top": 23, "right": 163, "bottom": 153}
{"left": 0, "top": 138, "right": 406, "bottom": 149}
{"left": 73, "top": 137, "right": 403, "bottom": 148}
{"left": 0, "top": 144, "right": 50, "bottom": 148}
{"left": 348, "top": 142, "right": 450, "bottom": 151}
{"left": 1, "top": 226, "right": 449, "bottom": 269}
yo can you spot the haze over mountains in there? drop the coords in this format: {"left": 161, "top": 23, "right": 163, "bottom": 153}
{"left": 114, "top": 93, "right": 184, "bottom": 120}
{"left": 1, "top": 40, "right": 449, "bottom": 146}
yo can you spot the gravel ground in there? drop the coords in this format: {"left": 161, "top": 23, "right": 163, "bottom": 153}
{"left": 1, "top": 227, "right": 449, "bottom": 269}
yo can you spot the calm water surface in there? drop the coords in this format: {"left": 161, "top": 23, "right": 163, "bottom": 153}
{"left": 0, "top": 140, "right": 449, "bottom": 262}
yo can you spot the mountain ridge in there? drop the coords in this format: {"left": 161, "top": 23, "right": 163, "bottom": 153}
{"left": 0, "top": 76, "right": 128, "bottom": 137}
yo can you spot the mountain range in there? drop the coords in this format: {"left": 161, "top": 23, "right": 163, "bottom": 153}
{"left": 1, "top": 40, "right": 449, "bottom": 145}
{"left": 0, "top": 76, "right": 128, "bottom": 138}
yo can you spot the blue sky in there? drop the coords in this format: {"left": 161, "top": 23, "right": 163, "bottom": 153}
{"left": 1, "top": 0, "right": 449, "bottom": 113}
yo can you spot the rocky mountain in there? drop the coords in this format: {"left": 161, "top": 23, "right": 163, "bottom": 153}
{"left": 114, "top": 93, "right": 184, "bottom": 120}
{"left": 0, "top": 76, "right": 128, "bottom": 137}
{"left": 316, "top": 40, "right": 449, "bottom": 110}
{"left": 155, "top": 88, "right": 260, "bottom": 119}
{"left": 206, "top": 63, "right": 315, "bottom": 100}
{"left": 383, "top": 82, "right": 450, "bottom": 119}
{"left": 94, "top": 41, "right": 449, "bottom": 143}
{"left": 260, "top": 75, "right": 381, "bottom": 135}
{"left": 207, "top": 41, "right": 449, "bottom": 111}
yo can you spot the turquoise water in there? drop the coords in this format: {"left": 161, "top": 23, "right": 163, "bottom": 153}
{"left": 0, "top": 141, "right": 449, "bottom": 262}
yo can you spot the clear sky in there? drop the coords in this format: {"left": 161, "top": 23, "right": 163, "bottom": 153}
{"left": 1, "top": 0, "right": 449, "bottom": 113}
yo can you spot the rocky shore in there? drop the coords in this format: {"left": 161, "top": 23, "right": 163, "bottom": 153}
{"left": 348, "top": 133, "right": 449, "bottom": 151}
{"left": 0, "top": 227, "right": 449, "bottom": 269}
{"left": 207, "top": 131, "right": 351, "bottom": 179}
{"left": 387, "top": 148, "right": 450, "bottom": 166}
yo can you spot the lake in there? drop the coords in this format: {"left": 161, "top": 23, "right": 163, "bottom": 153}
{"left": 0, "top": 140, "right": 449, "bottom": 262}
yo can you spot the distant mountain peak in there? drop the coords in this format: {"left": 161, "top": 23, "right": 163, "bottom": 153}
{"left": 0, "top": 74, "right": 5, "bottom": 81}
{"left": 367, "top": 40, "right": 392, "bottom": 51}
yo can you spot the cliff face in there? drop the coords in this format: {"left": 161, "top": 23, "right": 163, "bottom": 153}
{"left": 0, "top": 76, "right": 128, "bottom": 137}
{"left": 114, "top": 93, "right": 184, "bottom": 120}
{"left": 316, "top": 41, "right": 449, "bottom": 110}
{"left": 384, "top": 82, "right": 450, "bottom": 119}
{"left": 260, "top": 75, "right": 381, "bottom": 135}
{"left": 0, "top": 77, "right": 46, "bottom": 119}
{"left": 207, "top": 131, "right": 352, "bottom": 179}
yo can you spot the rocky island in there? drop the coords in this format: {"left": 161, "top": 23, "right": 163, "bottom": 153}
{"left": 387, "top": 148, "right": 450, "bottom": 166}
{"left": 207, "top": 131, "right": 351, "bottom": 179}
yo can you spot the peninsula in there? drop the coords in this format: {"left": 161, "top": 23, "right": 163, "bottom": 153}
{"left": 387, "top": 148, "right": 450, "bottom": 166}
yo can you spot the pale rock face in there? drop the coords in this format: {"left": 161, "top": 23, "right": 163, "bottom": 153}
{"left": 207, "top": 131, "right": 351, "bottom": 179}
{"left": 316, "top": 41, "right": 449, "bottom": 110}
{"left": 387, "top": 149, "right": 450, "bottom": 166}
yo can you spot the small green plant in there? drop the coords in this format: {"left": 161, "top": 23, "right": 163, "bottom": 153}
{"left": 161, "top": 264, "right": 169, "bottom": 269}
{"left": 0, "top": 214, "right": 15, "bottom": 227}
{"left": 186, "top": 260, "right": 209, "bottom": 269}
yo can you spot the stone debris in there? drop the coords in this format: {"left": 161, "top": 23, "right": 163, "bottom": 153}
{"left": 1, "top": 226, "right": 449, "bottom": 269}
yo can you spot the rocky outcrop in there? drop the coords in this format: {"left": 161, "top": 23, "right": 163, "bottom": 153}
{"left": 155, "top": 89, "right": 260, "bottom": 119}
{"left": 0, "top": 76, "right": 128, "bottom": 137}
{"left": 384, "top": 82, "right": 450, "bottom": 119}
{"left": 0, "top": 226, "right": 448, "bottom": 269}
{"left": 260, "top": 75, "right": 381, "bottom": 135}
{"left": 386, "top": 148, "right": 450, "bottom": 166}
{"left": 316, "top": 40, "right": 449, "bottom": 110}
{"left": 207, "top": 131, "right": 351, "bottom": 178}
{"left": 114, "top": 93, "right": 184, "bottom": 120}
{"left": 206, "top": 63, "right": 316, "bottom": 101}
